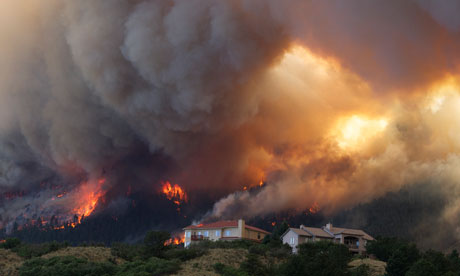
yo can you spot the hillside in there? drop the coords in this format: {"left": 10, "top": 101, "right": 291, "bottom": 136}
{"left": 0, "top": 246, "right": 385, "bottom": 276}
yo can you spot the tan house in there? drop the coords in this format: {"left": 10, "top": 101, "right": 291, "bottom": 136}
{"left": 183, "top": 219, "right": 270, "bottom": 248}
{"left": 281, "top": 223, "right": 374, "bottom": 254}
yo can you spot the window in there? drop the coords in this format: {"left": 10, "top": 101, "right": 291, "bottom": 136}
{"left": 197, "top": 231, "right": 201, "bottom": 236}
{"left": 185, "top": 231, "right": 191, "bottom": 238}
{"left": 204, "top": 231, "right": 209, "bottom": 237}
{"left": 290, "top": 237, "right": 296, "bottom": 245}
{"left": 225, "top": 230, "right": 231, "bottom": 237}
{"left": 257, "top": 233, "right": 261, "bottom": 240}
{"left": 216, "top": 230, "right": 221, "bottom": 237}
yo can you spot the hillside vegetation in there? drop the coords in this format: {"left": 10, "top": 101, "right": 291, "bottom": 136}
{"left": 1, "top": 223, "right": 460, "bottom": 276}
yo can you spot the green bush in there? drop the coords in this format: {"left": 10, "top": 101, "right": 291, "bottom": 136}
{"left": 163, "top": 247, "right": 207, "bottom": 261}
{"left": 350, "top": 264, "right": 370, "bottom": 276}
{"left": 13, "top": 241, "right": 68, "bottom": 259}
{"left": 19, "top": 256, "right": 117, "bottom": 276}
{"left": 111, "top": 242, "right": 142, "bottom": 261}
{"left": 142, "top": 231, "right": 171, "bottom": 258}
{"left": 365, "top": 236, "right": 406, "bottom": 262}
{"left": 213, "top": 263, "right": 248, "bottom": 276}
{"left": 116, "top": 257, "right": 180, "bottom": 276}
{"left": 277, "top": 241, "right": 352, "bottom": 276}
{"left": 386, "top": 243, "right": 420, "bottom": 276}
{"left": 240, "top": 253, "right": 270, "bottom": 276}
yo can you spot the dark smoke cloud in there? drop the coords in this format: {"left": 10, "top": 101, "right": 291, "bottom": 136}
{"left": 1, "top": 0, "right": 460, "bottom": 250}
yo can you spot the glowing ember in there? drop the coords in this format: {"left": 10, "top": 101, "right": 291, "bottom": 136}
{"left": 161, "top": 181, "right": 188, "bottom": 205}
{"left": 271, "top": 222, "right": 276, "bottom": 226}
{"left": 308, "top": 202, "right": 320, "bottom": 214}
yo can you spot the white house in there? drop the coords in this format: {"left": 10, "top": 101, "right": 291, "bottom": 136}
{"left": 183, "top": 219, "right": 270, "bottom": 248}
{"left": 281, "top": 223, "right": 374, "bottom": 254}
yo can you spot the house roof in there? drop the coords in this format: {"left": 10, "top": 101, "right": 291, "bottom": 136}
{"left": 183, "top": 220, "right": 270, "bottom": 234}
{"left": 281, "top": 227, "right": 333, "bottom": 239}
{"left": 302, "top": 227, "right": 334, "bottom": 238}
{"left": 325, "top": 227, "right": 374, "bottom": 241}
{"left": 287, "top": 228, "right": 313, "bottom": 237}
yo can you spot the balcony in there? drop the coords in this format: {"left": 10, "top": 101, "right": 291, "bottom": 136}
{"left": 345, "top": 243, "right": 359, "bottom": 250}
{"left": 191, "top": 235, "right": 203, "bottom": 241}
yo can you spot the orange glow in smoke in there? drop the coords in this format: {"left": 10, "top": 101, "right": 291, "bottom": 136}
{"left": 161, "top": 181, "right": 188, "bottom": 205}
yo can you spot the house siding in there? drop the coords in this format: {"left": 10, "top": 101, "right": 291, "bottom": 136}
{"left": 184, "top": 220, "right": 269, "bottom": 247}
{"left": 282, "top": 230, "right": 300, "bottom": 253}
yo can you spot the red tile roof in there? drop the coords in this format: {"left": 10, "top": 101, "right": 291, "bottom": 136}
{"left": 183, "top": 220, "right": 270, "bottom": 234}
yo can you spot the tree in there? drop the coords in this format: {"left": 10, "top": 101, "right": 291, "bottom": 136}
{"left": 406, "top": 259, "right": 438, "bottom": 276}
{"left": 142, "top": 231, "right": 170, "bottom": 258}
{"left": 386, "top": 243, "right": 420, "bottom": 276}
{"left": 278, "top": 241, "right": 352, "bottom": 276}
{"left": 365, "top": 236, "right": 405, "bottom": 262}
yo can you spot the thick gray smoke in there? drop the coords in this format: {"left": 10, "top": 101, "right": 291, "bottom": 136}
{"left": 1, "top": 0, "right": 460, "bottom": 250}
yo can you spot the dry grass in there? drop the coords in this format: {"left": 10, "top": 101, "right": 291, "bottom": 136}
{"left": 349, "top": 258, "right": 386, "bottom": 276}
{"left": 173, "top": 248, "right": 248, "bottom": 276}
{"left": 41, "top": 246, "right": 124, "bottom": 264}
{"left": 0, "top": 249, "right": 23, "bottom": 276}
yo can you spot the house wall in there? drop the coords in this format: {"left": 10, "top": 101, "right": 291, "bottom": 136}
{"left": 282, "top": 230, "right": 300, "bottom": 253}
{"left": 245, "top": 229, "right": 267, "bottom": 241}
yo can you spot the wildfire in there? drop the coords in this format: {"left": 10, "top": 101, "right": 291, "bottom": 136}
{"left": 161, "top": 181, "right": 188, "bottom": 205}
{"left": 70, "top": 178, "right": 107, "bottom": 225}
{"left": 308, "top": 202, "right": 320, "bottom": 214}
{"left": 164, "top": 234, "right": 185, "bottom": 246}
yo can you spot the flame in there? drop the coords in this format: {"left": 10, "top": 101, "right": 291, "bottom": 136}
{"left": 308, "top": 202, "right": 320, "bottom": 214}
{"left": 271, "top": 222, "right": 276, "bottom": 226}
{"left": 71, "top": 177, "right": 107, "bottom": 225}
{"left": 164, "top": 234, "right": 185, "bottom": 246}
{"left": 161, "top": 181, "right": 188, "bottom": 205}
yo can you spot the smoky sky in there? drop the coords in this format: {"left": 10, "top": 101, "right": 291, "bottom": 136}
{"left": 1, "top": 0, "right": 460, "bottom": 244}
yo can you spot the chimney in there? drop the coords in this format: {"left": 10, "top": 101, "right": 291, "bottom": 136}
{"left": 326, "top": 222, "right": 332, "bottom": 230}
{"left": 238, "top": 219, "right": 245, "bottom": 238}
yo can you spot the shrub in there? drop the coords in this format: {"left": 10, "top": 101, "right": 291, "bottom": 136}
{"left": 111, "top": 242, "right": 142, "bottom": 261}
{"left": 163, "top": 247, "right": 207, "bottom": 261}
{"left": 19, "top": 256, "right": 117, "bottom": 276}
{"left": 365, "top": 236, "right": 406, "bottom": 262}
{"left": 350, "top": 264, "right": 371, "bottom": 276}
{"left": 13, "top": 241, "right": 68, "bottom": 259}
{"left": 116, "top": 257, "right": 180, "bottom": 276}
{"left": 213, "top": 263, "right": 248, "bottom": 276}
{"left": 277, "top": 241, "right": 352, "bottom": 276}
{"left": 386, "top": 243, "right": 420, "bottom": 276}
{"left": 143, "top": 231, "right": 170, "bottom": 258}
{"left": 240, "top": 253, "right": 270, "bottom": 276}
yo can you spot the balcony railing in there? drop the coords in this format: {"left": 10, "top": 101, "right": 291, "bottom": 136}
{"left": 345, "top": 243, "right": 359, "bottom": 249}
{"left": 191, "top": 235, "right": 203, "bottom": 241}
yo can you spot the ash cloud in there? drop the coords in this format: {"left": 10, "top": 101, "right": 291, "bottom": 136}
{"left": 1, "top": 0, "right": 460, "bottom": 248}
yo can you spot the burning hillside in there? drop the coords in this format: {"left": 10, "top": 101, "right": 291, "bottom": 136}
{"left": 1, "top": 0, "right": 460, "bottom": 247}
